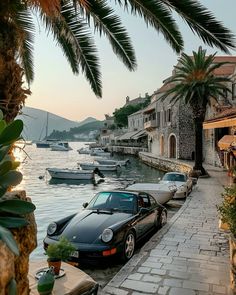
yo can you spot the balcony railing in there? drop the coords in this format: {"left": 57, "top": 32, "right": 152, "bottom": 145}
{"left": 144, "top": 120, "right": 157, "bottom": 130}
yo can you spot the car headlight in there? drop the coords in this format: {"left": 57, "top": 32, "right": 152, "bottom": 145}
{"left": 178, "top": 185, "right": 186, "bottom": 192}
{"left": 101, "top": 228, "right": 113, "bottom": 243}
{"left": 47, "top": 222, "right": 57, "bottom": 235}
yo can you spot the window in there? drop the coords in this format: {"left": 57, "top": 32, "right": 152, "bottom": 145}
{"left": 232, "top": 83, "right": 236, "bottom": 100}
{"left": 139, "top": 194, "right": 151, "bottom": 208}
{"left": 167, "top": 109, "right": 171, "bottom": 122}
{"left": 156, "top": 112, "right": 160, "bottom": 127}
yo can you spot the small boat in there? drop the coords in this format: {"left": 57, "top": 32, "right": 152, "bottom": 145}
{"left": 79, "top": 162, "right": 120, "bottom": 171}
{"left": 77, "top": 147, "right": 91, "bottom": 154}
{"left": 91, "top": 151, "right": 111, "bottom": 157}
{"left": 46, "top": 168, "right": 95, "bottom": 180}
{"left": 95, "top": 158, "right": 130, "bottom": 166}
{"left": 50, "top": 142, "right": 72, "bottom": 151}
{"left": 125, "top": 183, "right": 176, "bottom": 204}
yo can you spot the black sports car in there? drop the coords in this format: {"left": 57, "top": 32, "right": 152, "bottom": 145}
{"left": 44, "top": 190, "right": 167, "bottom": 262}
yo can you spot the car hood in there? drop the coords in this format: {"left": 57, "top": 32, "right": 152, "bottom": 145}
{"left": 60, "top": 210, "right": 132, "bottom": 244}
{"left": 159, "top": 180, "right": 185, "bottom": 188}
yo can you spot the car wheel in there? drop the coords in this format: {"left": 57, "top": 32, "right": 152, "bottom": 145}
{"left": 159, "top": 210, "right": 167, "bottom": 228}
{"left": 121, "top": 231, "right": 135, "bottom": 261}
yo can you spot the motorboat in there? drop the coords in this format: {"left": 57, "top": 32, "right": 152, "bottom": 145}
{"left": 79, "top": 162, "right": 120, "bottom": 171}
{"left": 77, "top": 147, "right": 91, "bottom": 154}
{"left": 90, "top": 148, "right": 111, "bottom": 157}
{"left": 50, "top": 142, "right": 72, "bottom": 151}
{"left": 95, "top": 158, "right": 130, "bottom": 166}
{"left": 46, "top": 168, "right": 95, "bottom": 180}
{"left": 125, "top": 182, "right": 176, "bottom": 204}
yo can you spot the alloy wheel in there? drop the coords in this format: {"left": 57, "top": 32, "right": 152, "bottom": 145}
{"left": 124, "top": 232, "right": 135, "bottom": 260}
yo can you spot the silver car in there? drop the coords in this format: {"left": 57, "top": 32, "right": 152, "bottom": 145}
{"left": 159, "top": 172, "right": 193, "bottom": 199}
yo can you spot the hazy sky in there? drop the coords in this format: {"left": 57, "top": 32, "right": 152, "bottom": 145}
{"left": 26, "top": 1, "right": 236, "bottom": 122}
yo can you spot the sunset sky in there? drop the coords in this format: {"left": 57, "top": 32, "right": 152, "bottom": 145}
{"left": 26, "top": 1, "right": 236, "bottom": 122}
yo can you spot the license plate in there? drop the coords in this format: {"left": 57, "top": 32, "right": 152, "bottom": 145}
{"left": 70, "top": 251, "right": 79, "bottom": 258}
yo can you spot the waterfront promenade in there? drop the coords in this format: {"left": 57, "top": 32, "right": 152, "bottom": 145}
{"left": 100, "top": 166, "right": 232, "bottom": 295}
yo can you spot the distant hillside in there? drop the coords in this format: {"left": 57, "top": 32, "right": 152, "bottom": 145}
{"left": 16, "top": 107, "right": 97, "bottom": 140}
{"left": 48, "top": 120, "right": 104, "bottom": 141}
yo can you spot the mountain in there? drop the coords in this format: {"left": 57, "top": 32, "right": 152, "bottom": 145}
{"left": 16, "top": 107, "right": 97, "bottom": 140}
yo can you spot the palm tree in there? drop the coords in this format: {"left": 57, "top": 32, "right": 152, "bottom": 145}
{"left": 0, "top": 1, "right": 235, "bottom": 122}
{"left": 160, "top": 46, "right": 232, "bottom": 175}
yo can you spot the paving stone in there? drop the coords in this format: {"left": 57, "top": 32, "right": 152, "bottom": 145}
{"left": 121, "top": 279, "right": 158, "bottom": 293}
{"left": 137, "top": 267, "right": 151, "bottom": 273}
{"left": 159, "top": 257, "right": 173, "bottom": 264}
{"left": 164, "top": 245, "right": 178, "bottom": 251}
{"left": 212, "top": 285, "right": 227, "bottom": 294}
{"left": 142, "top": 261, "right": 162, "bottom": 269}
{"left": 158, "top": 286, "right": 169, "bottom": 295}
{"left": 167, "top": 251, "right": 179, "bottom": 257}
{"left": 150, "top": 249, "right": 169, "bottom": 256}
{"left": 142, "top": 274, "right": 162, "bottom": 283}
{"left": 183, "top": 280, "right": 209, "bottom": 292}
{"left": 168, "top": 270, "right": 190, "bottom": 279}
{"left": 169, "top": 287, "right": 196, "bottom": 295}
{"left": 102, "top": 286, "right": 128, "bottom": 295}
{"left": 127, "top": 273, "right": 143, "bottom": 281}
{"left": 163, "top": 278, "right": 183, "bottom": 288}
{"left": 162, "top": 263, "right": 187, "bottom": 272}
{"left": 150, "top": 269, "right": 166, "bottom": 275}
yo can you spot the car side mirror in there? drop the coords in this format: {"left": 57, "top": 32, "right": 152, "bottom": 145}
{"left": 139, "top": 207, "right": 149, "bottom": 215}
{"left": 83, "top": 202, "right": 88, "bottom": 208}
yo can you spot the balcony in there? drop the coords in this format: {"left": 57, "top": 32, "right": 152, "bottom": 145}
{"left": 144, "top": 120, "right": 157, "bottom": 131}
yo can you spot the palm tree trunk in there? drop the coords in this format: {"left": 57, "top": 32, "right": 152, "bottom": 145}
{"left": 193, "top": 118, "right": 207, "bottom": 175}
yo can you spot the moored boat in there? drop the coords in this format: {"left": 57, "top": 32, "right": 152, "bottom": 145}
{"left": 50, "top": 142, "right": 72, "bottom": 151}
{"left": 77, "top": 147, "right": 91, "bottom": 154}
{"left": 95, "top": 158, "right": 130, "bottom": 166}
{"left": 79, "top": 162, "right": 120, "bottom": 171}
{"left": 46, "top": 168, "right": 95, "bottom": 180}
{"left": 125, "top": 182, "right": 176, "bottom": 204}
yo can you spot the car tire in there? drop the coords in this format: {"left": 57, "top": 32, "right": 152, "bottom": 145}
{"left": 121, "top": 231, "right": 135, "bottom": 261}
{"left": 159, "top": 210, "right": 167, "bottom": 228}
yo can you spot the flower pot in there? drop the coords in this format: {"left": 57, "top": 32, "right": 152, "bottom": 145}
{"left": 219, "top": 218, "right": 230, "bottom": 230}
{"left": 37, "top": 267, "right": 55, "bottom": 295}
{"left": 229, "top": 234, "right": 236, "bottom": 293}
{"left": 47, "top": 258, "right": 61, "bottom": 275}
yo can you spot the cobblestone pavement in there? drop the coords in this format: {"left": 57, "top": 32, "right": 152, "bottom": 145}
{"left": 100, "top": 169, "right": 232, "bottom": 295}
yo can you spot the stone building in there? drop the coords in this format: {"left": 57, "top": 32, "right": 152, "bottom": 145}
{"left": 143, "top": 84, "right": 195, "bottom": 160}
{"left": 124, "top": 93, "right": 149, "bottom": 107}
{"left": 128, "top": 109, "right": 144, "bottom": 132}
{"left": 203, "top": 56, "right": 236, "bottom": 168}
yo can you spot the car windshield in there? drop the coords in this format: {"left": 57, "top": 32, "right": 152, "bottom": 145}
{"left": 162, "top": 173, "right": 186, "bottom": 182}
{"left": 87, "top": 192, "right": 136, "bottom": 213}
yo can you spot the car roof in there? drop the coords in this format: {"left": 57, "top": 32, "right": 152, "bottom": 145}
{"left": 97, "top": 190, "right": 154, "bottom": 197}
{"left": 165, "top": 172, "right": 185, "bottom": 176}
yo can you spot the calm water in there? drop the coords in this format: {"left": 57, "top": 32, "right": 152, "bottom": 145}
{"left": 15, "top": 142, "right": 164, "bottom": 259}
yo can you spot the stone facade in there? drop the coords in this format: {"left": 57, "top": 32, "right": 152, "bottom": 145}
{"left": 128, "top": 109, "right": 144, "bottom": 132}
{"left": 143, "top": 88, "right": 195, "bottom": 160}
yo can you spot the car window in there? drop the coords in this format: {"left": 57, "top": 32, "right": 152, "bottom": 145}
{"left": 139, "top": 194, "right": 151, "bottom": 209}
{"left": 88, "top": 192, "right": 136, "bottom": 213}
{"left": 149, "top": 195, "right": 157, "bottom": 208}
{"left": 163, "top": 173, "right": 185, "bottom": 182}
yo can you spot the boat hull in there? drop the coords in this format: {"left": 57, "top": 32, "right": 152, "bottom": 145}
{"left": 79, "top": 163, "right": 118, "bottom": 171}
{"left": 125, "top": 183, "right": 175, "bottom": 204}
{"left": 47, "top": 168, "right": 94, "bottom": 180}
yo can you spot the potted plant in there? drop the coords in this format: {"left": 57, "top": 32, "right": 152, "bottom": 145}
{"left": 218, "top": 185, "right": 236, "bottom": 293}
{"left": 46, "top": 236, "right": 75, "bottom": 275}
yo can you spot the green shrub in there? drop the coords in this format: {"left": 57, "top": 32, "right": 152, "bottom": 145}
{"left": 218, "top": 185, "right": 236, "bottom": 237}
{"left": 46, "top": 236, "right": 76, "bottom": 261}
{"left": 0, "top": 109, "right": 36, "bottom": 255}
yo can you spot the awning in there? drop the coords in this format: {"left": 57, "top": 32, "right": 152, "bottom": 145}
{"left": 203, "top": 118, "right": 236, "bottom": 129}
{"left": 116, "top": 130, "right": 139, "bottom": 141}
{"left": 131, "top": 130, "right": 147, "bottom": 140}
{"left": 218, "top": 135, "right": 236, "bottom": 150}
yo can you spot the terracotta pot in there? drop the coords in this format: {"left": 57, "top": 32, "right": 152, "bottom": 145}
{"left": 229, "top": 234, "right": 236, "bottom": 293}
{"left": 219, "top": 218, "right": 230, "bottom": 230}
{"left": 47, "top": 259, "right": 61, "bottom": 275}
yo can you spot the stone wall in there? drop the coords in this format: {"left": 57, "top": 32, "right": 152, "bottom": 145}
{"left": 109, "top": 146, "right": 148, "bottom": 155}
{"left": 0, "top": 190, "right": 37, "bottom": 295}
{"left": 139, "top": 152, "right": 192, "bottom": 173}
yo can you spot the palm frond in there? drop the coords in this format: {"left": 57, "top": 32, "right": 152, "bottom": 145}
{"left": 83, "top": 0, "right": 137, "bottom": 71}
{"left": 14, "top": 8, "right": 35, "bottom": 85}
{"left": 116, "top": 0, "right": 183, "bottom": 53}
{"left": 164, "top": 0, "right": 236, "bottom": 53}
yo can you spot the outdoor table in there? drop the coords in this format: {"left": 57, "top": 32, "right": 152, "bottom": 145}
{"left": 28, "top": 260, "right": 98, "bottom": 295}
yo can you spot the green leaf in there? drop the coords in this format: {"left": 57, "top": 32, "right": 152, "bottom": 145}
{"left": 8, "top": 278, "right": 17, "bottom": 295}
{"left": 0, "top": 187, "right": 7, "bottom": 198}
{"left": 0, "top": 217, "right": 29, "bottom": 228}
{"left": 0, "top": 120, "right": 7, "bottom": 134}
{"left": 0, "top": 146, "right": 11, "bottom": 161}
{"left": 0, "top": 171, "right": 23, "bottom": 188}
{"left": 0, "top": 225, "right": 19, "bottom": 255}
{"left": 0, "top": 161, "right": 13, "bottom": 176}
{"left": 0, "top": 199, "right": 36, "bottom": 214}
{"left": 0, "top": 120, "right": 23, "bottom": 146}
